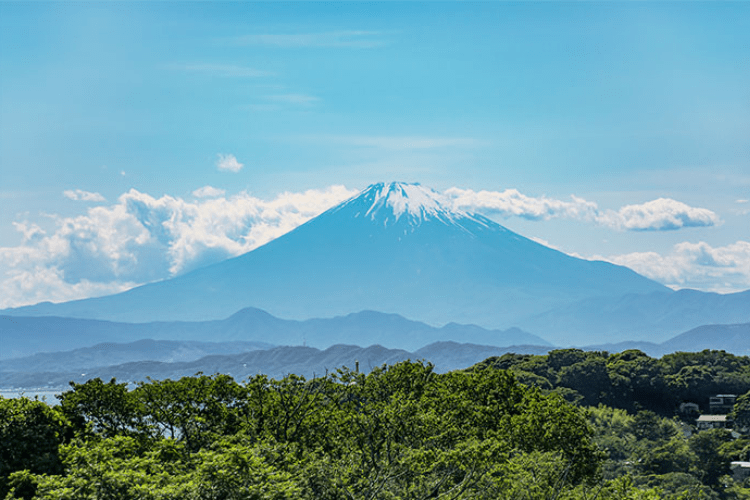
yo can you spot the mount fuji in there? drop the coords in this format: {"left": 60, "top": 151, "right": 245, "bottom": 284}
{"left": 3, "top": 182, "right": 674, "bottom": 343}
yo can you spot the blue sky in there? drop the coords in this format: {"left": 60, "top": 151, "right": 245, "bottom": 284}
{"left": 0, "top": 2, "right": 748, "bottom": 308}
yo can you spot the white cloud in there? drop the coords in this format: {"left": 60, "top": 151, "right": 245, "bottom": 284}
{"left": 63, "top": 189, "right": 106, "bottom": 202}
{"left": 216, "top": 154, "right": 243, "bottom": 173}
{"left": 598, "top": 241, "right": 750, "bottom": 293}
{"left": 192, "top": 186, "right": 226, "bottom": 198}
{"left": 0, "top": 264, "right": 137, "bottom": 311}
{"left": 601, "top": 198, "right": 720, "bottom": 231}
{"left": 0, "top": 186, "right": 357, "bottom": 309}
{"left": 232, "top": 31, "right": 385, "bottom": 49}
{"left": 446, "top": 188, "right": 720, "bottom": 231}
{"left": 446, "top": 187, "right": 599, "bottom": 221}
{"left": 12, "top": 221, "right": 45, "bottom": 244}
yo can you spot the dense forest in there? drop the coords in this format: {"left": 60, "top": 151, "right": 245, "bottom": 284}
{"left": 4, "top": 349, "right": 750, "bottom": 499}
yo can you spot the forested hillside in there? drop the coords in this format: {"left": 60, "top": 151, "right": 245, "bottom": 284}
{"left": 4, "top": 351, "right": 750, "bottom": 499}
{"left": 470, "top": 349, "right": 750, "bottom": 498}
{"left": 473, "top": 348, "right": 750, "bottom": 414}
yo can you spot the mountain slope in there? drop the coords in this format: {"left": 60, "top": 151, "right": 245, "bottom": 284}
{"left": 2, "top": 182, "right": 667, "bottom": 331}
{"left": 660, "top": 322, "right": 750, "bottom": 355}
{"left": 523, "top": 289, "right": 750, "bottom": 345}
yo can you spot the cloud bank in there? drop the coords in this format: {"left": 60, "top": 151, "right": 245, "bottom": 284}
{"left": 446, "top": 188, "right": 598, "bottom": 221}
{"left": 446, "top": 188, "right": 720, "bottom": 231}
{"left": 0, "top": 186, "right": 356, "bottom": 309}
{"left": 602, "top": 198, "right": 720, "bottom": 231}
{"left": 600, "top": 241, "right": 750, "bottom": 293}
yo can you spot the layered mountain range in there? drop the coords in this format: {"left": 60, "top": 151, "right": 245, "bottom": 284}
{"left": 2, "top": 182, "right": 748, "bottom": 347}
{"left": 2, "top": 322, "right": 749, "bottom": 390}
{"left": 0, "top": 308, "right": 547, "bottom": 359}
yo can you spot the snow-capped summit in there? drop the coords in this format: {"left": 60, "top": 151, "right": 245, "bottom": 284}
{"left": 330, "top": 181, "right": 488, "bottom": 232}
{"left": 361, "top": 182, "right": 458, "bottom": 221}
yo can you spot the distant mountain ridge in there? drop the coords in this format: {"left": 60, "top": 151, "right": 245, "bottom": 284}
{"left": 0, "top": 307, "right": 548, "bottom": 359}
{"left": 2, "top": 182, "right": 675, "bottom": 346}
{"left": 0, "top": 339, "right": 273, "bottom": 373}
{"left": 0, "top": 342, "right": 553, "bottom": 389}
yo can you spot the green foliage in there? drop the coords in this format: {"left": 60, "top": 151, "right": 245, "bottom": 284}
{"left": 607, "top": 350, "right": 667, "bottom": 412}
{"left": 0, "top": 396, "right": 71, "bottom": 499}
{"left": 662, "top": 351, "right": 750, "bottom": 406}
{"left": 13, "top": 436, "right": 300, "bottom": 500}
{"left": 688, "top": 428, "right": 733, "bottom": 486}
{"left": 134, "top": 373, "right": 247, "bottom": 450}
{"left": 479, "top": 349, "right": 750, "bottom": 418}
{"left": 58, "top": 378, "right": 141, "bottom": 439}
{"left": 629, "top": 410, "right": 678, "bottom": 443}
{"left": 733, "top": 390, "right": 750, "bottom": 432}
{"left": 4, "top": 363, "right": 609, "bottom": 499}
{"left": 8, "top": 350, "right": 750, "bottom": 499}
{"left": 633, "top": 472, "right": 720, "bottom": 499}
{"left": 588, "top": 401, "right": 743, "bottom": 498}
